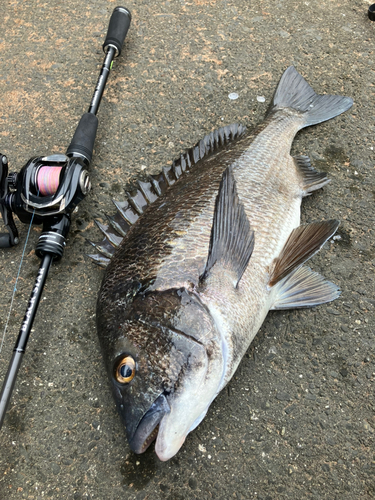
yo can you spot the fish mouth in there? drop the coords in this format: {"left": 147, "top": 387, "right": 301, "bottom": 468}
{"left": 128, "top": 393, "right": 170, "bottom": 454}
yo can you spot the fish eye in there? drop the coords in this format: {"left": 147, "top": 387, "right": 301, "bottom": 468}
{"left": 115, "top": 356, "right": 136, "bottom": 384}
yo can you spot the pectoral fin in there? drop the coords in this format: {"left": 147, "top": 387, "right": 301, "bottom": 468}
{"left": 271, "top": 266, "right": 340, "bottom": 310}
{"left": 200, "top": 166, "right": 254, "bottom": 288}
{"left": 269, "top": 220, "right": 339, "bottom": 287}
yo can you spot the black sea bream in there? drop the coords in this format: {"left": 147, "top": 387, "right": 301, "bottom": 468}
{"left": 91, "top": 66, "right": 353, "bottom": 461}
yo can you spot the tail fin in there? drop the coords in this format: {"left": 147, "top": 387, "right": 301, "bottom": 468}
{"left": 270, "top": 66, "right": 353, "bottom": 128}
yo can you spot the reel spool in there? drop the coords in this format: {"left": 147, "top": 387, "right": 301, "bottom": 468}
{"left": 36, "top": 166, "right": 63, "bottom": 196}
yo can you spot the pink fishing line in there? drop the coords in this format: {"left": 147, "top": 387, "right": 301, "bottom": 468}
{"left": 37, "top": 166, "right": 62, "bottom": 196}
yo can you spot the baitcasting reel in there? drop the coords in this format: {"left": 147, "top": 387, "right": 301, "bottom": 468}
{"left": 0, "top": 6, "right": 131, "bottom": 429}
{"left": 0, "top": 153, "right": 91, "bottom": 258}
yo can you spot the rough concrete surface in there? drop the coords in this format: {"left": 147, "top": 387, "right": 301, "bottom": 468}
{"left": 0, "top": 0, "right": 374, "bottom": 499}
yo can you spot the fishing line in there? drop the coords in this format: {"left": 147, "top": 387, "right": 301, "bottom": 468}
{"left": 0, "top": 166, "right": 61, "bottom": 350}
{"left": 0, "top": 211, "right": 36, "bottom": 355}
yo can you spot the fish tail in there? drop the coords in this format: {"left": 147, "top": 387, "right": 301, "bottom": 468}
{"left": 270, "top": 66, "right": 353, "bottom": 128}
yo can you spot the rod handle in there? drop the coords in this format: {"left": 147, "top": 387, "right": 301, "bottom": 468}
{"left": 66, "top": 113, "right": 98, "bottom": 165}
{"left": 103, "top": 6, "right": 131, "bottom": 57}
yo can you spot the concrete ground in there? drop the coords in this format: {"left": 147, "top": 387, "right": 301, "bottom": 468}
{"left": 0, "top": 0, "right": 374, "bottom": 498}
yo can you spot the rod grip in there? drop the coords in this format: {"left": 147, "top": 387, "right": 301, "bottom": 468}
{"left": 103, "top": 6, "right": 131, "bottom": 57}
{"left": 66, "top": 113, "right": 98, "bottom": 164}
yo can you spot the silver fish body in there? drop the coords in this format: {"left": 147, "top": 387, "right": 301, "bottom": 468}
{"left": 94, "top": 66, "right": 353, "bottom": 461}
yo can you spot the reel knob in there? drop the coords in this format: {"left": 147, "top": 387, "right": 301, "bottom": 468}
{"left": 7, "top": 172, "right": 18, "bottom": 189}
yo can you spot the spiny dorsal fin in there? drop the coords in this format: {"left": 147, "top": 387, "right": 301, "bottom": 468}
{"left": 94, "top": 220, "right": 123, "bottom": 247}
{"left": 137, "top": 179, "right": 158, "bottom": 203}
{"left": 269, "top": 220, "right": 339, "bottom": 287}
{"left": 200, "top": 166, "right": 254, "bottom": 288}
{"left": 271, "top": 265, "right": 340, "bottom": 310}
{"left": 87, "top": 200, "right": 139, "bottom": 264}
{"left": 147, "top": 123, "right": 247, "bottom": 196}
{"left": 172, "top": 123, "right": 247, "bottom": 175}
{"left": 88, "top": 123, "right": 247, "bottom": 266}
{"left": 106, "top": 214, "right": 127, "bottom": 237}
{"left": 87, "top": 253, "right": 110, "bottom": 268}
{"left": 112, "top": 199, "right": 139, "bottom": 225}
{"left": 87, "top": 237, "right": 116, "bottom": 259}
{"left": 293, "top": 155, "right": 330, "bottom": 196}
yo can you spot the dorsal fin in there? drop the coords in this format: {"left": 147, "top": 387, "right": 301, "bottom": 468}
{"left": 146, "top": 123, "right": 247, "bottom": 196}
{"left": 88, "top": 124, "right": 247, "bottom": 266}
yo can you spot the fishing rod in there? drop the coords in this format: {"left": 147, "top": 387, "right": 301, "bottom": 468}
{"left": 0, "top": 6, "right": 131, "bottom": 429}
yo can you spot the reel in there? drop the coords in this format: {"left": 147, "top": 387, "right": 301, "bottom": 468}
{"left": 7, "top": 154, "right": 91, "bottom": 217}
{"left": 0, "top": 153, "right": 90, "bottom": 258}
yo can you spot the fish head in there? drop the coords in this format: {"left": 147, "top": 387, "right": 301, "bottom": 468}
{"left": 100, "top": 286, "right": 223, "bottom": 461}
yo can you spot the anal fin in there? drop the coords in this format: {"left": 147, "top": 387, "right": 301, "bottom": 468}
{"left": 294, "top": 155, "right": 330, "bottom": 196}
{"left": 269, "top": 220, "right": 339, "bottom": 287}
{"left": 200, "top": 166, "right": 254, "bottom": 288}
{"left": 271, "top": 266, "right": 340, "bottom": 310}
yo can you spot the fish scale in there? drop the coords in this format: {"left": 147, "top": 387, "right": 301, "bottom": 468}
{"left": 94, "top": 66, "right": 353, "bottom": 461}
{"left": 236, "top": 118, "right": 304, "bottom": 249}
{"left": 211, "top": 115, "right": 317, "bottom": 376}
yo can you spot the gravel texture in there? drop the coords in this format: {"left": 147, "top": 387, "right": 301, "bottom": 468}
{"left": 0, "top": 1, "right": 374, "bottom": 499}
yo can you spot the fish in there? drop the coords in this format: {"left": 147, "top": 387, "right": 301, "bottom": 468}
{"left": 91, "top": 66, "right": 353, "bottom": 461}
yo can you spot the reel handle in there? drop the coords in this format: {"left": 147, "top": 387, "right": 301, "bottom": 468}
{"left": 103, "top": 6, "right": 132, "bottom": 57}
{"left": 0, "top": 154, "right": 19, "bottom": 247}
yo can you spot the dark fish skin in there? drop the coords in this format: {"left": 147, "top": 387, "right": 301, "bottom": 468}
{"left": 96, "top": 128, "right": 255, "bottom": 437}
{"left": 95, "top": 66, "right": 353, "bottom": 461}
{"left": 96, "top": 129, "right": 253, "bottom": 457}
{"left": 100, "top": 132, "right": 254, "bottom": 290}
{"left": 97, "top": 286, "right": 219, "bottom": 444}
